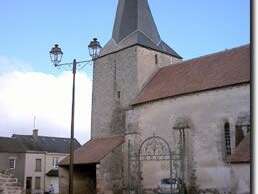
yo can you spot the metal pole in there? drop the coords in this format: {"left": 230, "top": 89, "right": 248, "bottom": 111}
{"left": 69, "top": 59, "right": 76, "bottom": 194}
{"left": 169, "top": 153, "right": 173, "bottom": 194}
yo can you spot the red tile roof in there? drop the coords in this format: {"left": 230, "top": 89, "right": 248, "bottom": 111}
{"left": 133, "top": 44, "right": 250, "bottom": 105}
{"left": 59, "top": 135, "right": 124, "bottom": 166}
{"left": 230, "top": 133, "right": 250, "bottom": 163}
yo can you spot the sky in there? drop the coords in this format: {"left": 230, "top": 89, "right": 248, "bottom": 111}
{"left": 0, "top": 0, "right": 250, "bottom": 144}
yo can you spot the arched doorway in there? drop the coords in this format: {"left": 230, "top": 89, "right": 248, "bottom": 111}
{"left": 128, "top": 134, "right": 185, "bottom": 194}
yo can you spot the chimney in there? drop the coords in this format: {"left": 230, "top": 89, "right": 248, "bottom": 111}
{"left": 33, "top": 129, "right": 38, "bottom": 139}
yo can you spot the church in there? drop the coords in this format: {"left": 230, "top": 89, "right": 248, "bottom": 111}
{"left": 59, "top": 0, "right": 250, "bottom": 194}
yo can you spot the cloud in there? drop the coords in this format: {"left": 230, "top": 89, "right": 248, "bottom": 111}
{"left": 0, "top": 70, "right": 92, "bottom": 144}
{"left": 0, "top": 56, "right": 33, "bottom": 73}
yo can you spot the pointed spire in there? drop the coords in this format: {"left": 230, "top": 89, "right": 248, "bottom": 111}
{"left": 112, "top": 0, "right": 160, "bottom": 44}
{"left": 100, "top": 0, "right": 182, "bottom": 59}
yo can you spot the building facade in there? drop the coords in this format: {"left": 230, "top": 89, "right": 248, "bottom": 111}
{"left": 60, "top": 0, "right": 250, "bottom": 194}
{"left": 0, "top": 129, "right": 81, "bottom": 194}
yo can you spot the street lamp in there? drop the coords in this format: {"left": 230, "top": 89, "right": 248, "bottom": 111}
{"left": 49, "top": 44, "right": 63, "bottom": 66}
{"left": 88, "top": 38, "right": 102, "bottom": 60}
{"left": 49, "top": 38, "right": 102, "bottom": 194}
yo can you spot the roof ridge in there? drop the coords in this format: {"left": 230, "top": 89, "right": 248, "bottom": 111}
{"left": 13, "top": 134, "right": 78, "bottom": 141}
{"left": 91, "top": 134, "right": 124, "bottom": 140}
{"left": 0, "top": 136, "right": 13, "bottom": 139}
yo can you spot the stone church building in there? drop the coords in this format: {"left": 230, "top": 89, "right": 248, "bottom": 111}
{"left": 59, "top": 0, "right": 250, "bottom": 194}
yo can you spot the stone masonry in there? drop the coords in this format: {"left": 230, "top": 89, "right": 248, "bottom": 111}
{"left": 91, "top": 45, "right": 181, "bottom": 194}
{"left": 91, "top": 46, "right": 181, "bottom": 138}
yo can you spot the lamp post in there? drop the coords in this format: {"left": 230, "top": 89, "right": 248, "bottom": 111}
{"left": 49, "top": 38, "right": 102, "bottom": 194}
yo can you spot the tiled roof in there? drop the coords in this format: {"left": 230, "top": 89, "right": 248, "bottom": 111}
{"left": 0, "top": 134, "right": 81, "bottom": 154}
{"left": 59, "top": 135, "right": 124, "bottom": 166}
{"left": 133, "top": 44, "right": 250, "bottom": 105}
{"left": 230, "top": 133, "right": 250, "bottom": 163}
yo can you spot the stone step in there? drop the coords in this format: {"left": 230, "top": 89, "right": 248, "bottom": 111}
{"left": 7, "top": 191, "right": 22, "bottom": 194}
{"left": 0, "top": 178, "right": 17, "bottom": 183}
{"left": 5, "top": 183, "right": 19, "bottom": 187}
{"left": 7, "top": 190, "right": 22, "bottom": 194}
{"left": 5, "top": 187, "right": 22, "bottom": 190}
{"left": 0, "top": 173, "right": 9, "bottom": 178}
{"left": 0, "top": 173, "right": 22, "bottom": 194}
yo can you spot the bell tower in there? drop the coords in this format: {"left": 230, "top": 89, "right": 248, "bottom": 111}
{"left": 91, "top": 0, "right": 182, "bottom": 138}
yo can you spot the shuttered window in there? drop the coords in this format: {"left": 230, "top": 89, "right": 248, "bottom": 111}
{"left": 35, "top": 159, "right": 42, "bottom": 172}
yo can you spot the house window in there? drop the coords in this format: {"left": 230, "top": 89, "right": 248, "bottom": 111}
{"left": 35, "top": 159, "right": 42, "bottom": 172}
{"left": 224, "top": 122, "right": 231, "bottom": 156}
{"left": 155, "top": 54, "right": 158, "bottom": 64}
{"left": 35, "top": 177, "right": 41, "bottom": 190}
{"left": 52, "top": 158, "right": 59, "bottom": 168}
{"left": 9, "top": 159, "right": 15, "bottom": 169}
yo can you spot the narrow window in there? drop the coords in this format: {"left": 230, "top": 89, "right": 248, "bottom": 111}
{"left": 9, "top": 159, "right": 15, "bottom": 169}
{"left": 155, "top": 54, "right": 158, "bottom": 64}
{"left": 35, "top": 177, "right": 41, "bottom": 190}
{"left": 114, "top": 60, "right": 117, "bottom": 81}
{"left": 35, "top": 159, "right": 42, "bottom": 172}
{"left": 53, "top": 157, "right": 59, "bottom": 168}
{"left": 117, "top": 91, "right": 121, "bottom": 99}
{"left": 224, "top": 122, "right": 231, "bottom": 156}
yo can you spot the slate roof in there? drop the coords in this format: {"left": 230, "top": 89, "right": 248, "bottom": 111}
{"left": 59, "top": 135, "right": 124, "bottom": 166}
{"left": 100, "top": 0, "right": 182, "bottom": 58}
{"left": 0, "top": 137, "right": 26, "bottom": 153}
{"left": 230, "top": 133, "right": 250, "bottom": 163}
{"left": 133, "top": 44, "right": 250, "bottom": 105}
{"left": 0, "top": 134, "right": 81, "bottom": 154}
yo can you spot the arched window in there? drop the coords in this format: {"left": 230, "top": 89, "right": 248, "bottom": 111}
{"left": 224, "top": 122, "right": 231, "bottom": 156}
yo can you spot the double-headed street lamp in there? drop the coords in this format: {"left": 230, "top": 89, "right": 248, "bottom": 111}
{"left": 49, "top": 38, "right": 102, "bottom": 194}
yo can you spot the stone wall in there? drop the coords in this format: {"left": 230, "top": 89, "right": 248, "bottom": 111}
{"left": 96, "top": 145, "right": 124, "bottom": 194}
{"left": 230, "top": 164, "right": 250, "bottom": 194}
{"left": 126, "top": 84, "right": 250, "bottom": 193}
{"left": 91, "top": 45, "right": 181, "bottom": 138}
